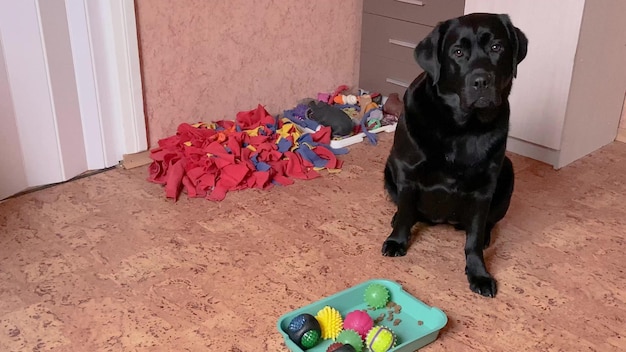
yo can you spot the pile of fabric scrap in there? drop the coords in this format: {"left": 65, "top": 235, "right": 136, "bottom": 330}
{"left": 148, "top": 104, "right": 347, "bottom": 201}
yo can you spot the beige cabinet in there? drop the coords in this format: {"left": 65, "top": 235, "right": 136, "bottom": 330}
{"left": 465, "top": 0, "right": 626, "bottom": 168}
{"left": 359, "top": 0, "right": 465, "bottom": 97}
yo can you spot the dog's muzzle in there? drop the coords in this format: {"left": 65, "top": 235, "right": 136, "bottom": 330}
{"left": 464, "top": 69, "right": 500, "bottom": 108}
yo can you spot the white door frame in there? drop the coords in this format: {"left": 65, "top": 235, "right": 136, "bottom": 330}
{"left": 0, "top": 0, "right": 145, "bottom": 199}
{"left": 68, "top": 0, "right": 147, "bottom": 168}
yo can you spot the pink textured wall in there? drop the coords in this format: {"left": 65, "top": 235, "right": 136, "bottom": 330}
{"left": 135, "top": 0, "right": 363, "bottom": 146}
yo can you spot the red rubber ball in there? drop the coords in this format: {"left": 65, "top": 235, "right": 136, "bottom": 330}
{"left": 327, "top": 342, "right": 356, "bottom": 352}
{"left": 343, "top": 310, "right": 374, "bottom": 339}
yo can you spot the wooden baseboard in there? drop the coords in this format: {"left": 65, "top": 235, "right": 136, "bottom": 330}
{"left": 506, "top": 136, "right": 559, "bottom": 168}
{"left": 122, "top": 150, "right": 152, "bottom": 169}
{"left": 616, "top": 127, "right": 626, "bottom": 143}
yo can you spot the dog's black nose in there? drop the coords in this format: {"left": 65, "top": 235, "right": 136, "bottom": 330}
{"left": 473, "top": 75, "right": 490, "bottom": 89}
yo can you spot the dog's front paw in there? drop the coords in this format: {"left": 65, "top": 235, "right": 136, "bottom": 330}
{"left": 382, "top": 239, "right": 407, "bottom": 257}
{"left": 468, "top": 274, "right": 497, "bottom": 297}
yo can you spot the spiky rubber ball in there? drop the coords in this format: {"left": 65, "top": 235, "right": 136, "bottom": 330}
{"left": 327, "top": 342, "right": 357, "bottom": 352}
{"left": 343, "top": 310, "right": 374, "bottom": 339}
{"left": 336, "top": 329, "right": 364, "bottom": 352}
{"left": 363, "top": 283, "right": 390, "bottom": 309}
{"left": 315, "top": 306, "right": 343, "bottom": 340}
{"left": 365, "top": 326, "right": 397, "bottom": 352}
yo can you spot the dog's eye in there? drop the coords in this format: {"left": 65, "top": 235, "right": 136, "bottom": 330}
{"left": 490, "top": 43, "right": 502, "bottom": 52}
{"left": 453, "top": 49, "right": 464, "bottom": 57}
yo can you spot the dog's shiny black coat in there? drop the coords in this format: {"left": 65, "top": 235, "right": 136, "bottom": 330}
{"left": 382, "top": 13, "right": 528, "bottom": 297}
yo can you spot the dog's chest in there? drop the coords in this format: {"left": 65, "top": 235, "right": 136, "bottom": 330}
{"left": 414, "top": 164, "right": 492, "bottom": 223}
{"left": 418, "top": 162, "right": 490, "bottom": 193}
{"left": 417, "top": 134, "right": 501, "bottom": 193}
{"left": 443, "top": 134, "right": 497, "bottom": 166}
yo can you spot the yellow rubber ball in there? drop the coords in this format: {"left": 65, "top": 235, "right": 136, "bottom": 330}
{"left": 315, "top": 306, "right": 343, "bottom": 340}
{"left": 365, "top": 326, "right": 396, "bottom": 352}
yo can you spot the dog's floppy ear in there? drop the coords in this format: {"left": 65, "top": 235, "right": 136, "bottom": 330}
{"left": 414, "top": 21, "right": 449, "bottom": 85}
{"left": 498, "top": 14, "right": 528, "bottom": 77}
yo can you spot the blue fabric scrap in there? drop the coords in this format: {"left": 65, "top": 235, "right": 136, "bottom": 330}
{"left": 250, "top": 153, "right": 272, "bottom": 171}
{"left": 296, "top": 144, "right": 328, "bottom": 169}
{"left": 360, "top": 108, "right": 380, "bottom": 145}
{"left": 277, "top": 137, "right": 292, "bottom": 153}
{"left": 296, "top": 133, "right": 349, "bottom": 155}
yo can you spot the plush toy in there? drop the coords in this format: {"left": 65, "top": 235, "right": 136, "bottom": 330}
{"left": 307, "top": 100, "right": 354, "bottom": 136}
{"left": 358, "top": 95, "right": 372, "bottom": 112}
{"left": 333, "top": 94, "right": 359, "bottom": 105}
{"left": 383, "top": 93, "right": 403, "bottom": 117}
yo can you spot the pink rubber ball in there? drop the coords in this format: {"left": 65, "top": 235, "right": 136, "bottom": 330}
{"left": 343, "top": 310, "right": 374, "bottom": 339}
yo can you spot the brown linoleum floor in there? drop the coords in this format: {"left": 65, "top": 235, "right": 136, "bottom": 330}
{"left": 1, "top": 134, "right": 625, "bottom": 352}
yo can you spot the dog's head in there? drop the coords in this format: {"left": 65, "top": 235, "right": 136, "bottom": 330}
{"left": 415, "top": 13, "right": 527, "bottom": 115}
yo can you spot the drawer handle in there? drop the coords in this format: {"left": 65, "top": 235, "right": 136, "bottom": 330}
{"left": 395, "top": 0, "right": 425, "bottom": 6}
{"left": 388, "top": 39, "right": 417, "bottom": 49}
{"left": 386, "top": 78, "right": 410, "bottom": 88}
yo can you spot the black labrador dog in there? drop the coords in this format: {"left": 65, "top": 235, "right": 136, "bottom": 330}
{"left": 382, "top": 13, "right": 528, "bottom": 297}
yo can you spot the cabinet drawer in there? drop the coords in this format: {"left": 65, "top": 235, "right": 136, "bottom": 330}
{"left": 359, "top": 53, "right": 422, "bottom": 96}
{"left": 364, "top": 0, "right": 465, "bottom": 27}
{"left": 361, "top": 13, "right": 432, "bottom": 66}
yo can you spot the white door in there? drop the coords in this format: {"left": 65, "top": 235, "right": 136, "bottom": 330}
{"left": 0, "top": 0, "right": 146, "bottom": 200}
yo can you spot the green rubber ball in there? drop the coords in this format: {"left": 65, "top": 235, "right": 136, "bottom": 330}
{"left": 300, "top": 329, "right": 320, "bottom": 349}
{"left": 363, "top": 283, "right": 390, "bottom": 309}
{"left": 336, "top": 329, "right": 364, "bottom": 352}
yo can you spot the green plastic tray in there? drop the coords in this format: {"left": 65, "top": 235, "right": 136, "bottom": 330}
{"left": 277, "top": 279, "right": 447, "bottom": 351}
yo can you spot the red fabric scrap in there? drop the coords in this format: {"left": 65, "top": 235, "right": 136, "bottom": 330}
{"left": 311, "top": 127, "right": 332, "bottom": 145}
{"left": 147, "top": 104, "right": 343, "bottom": 201}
